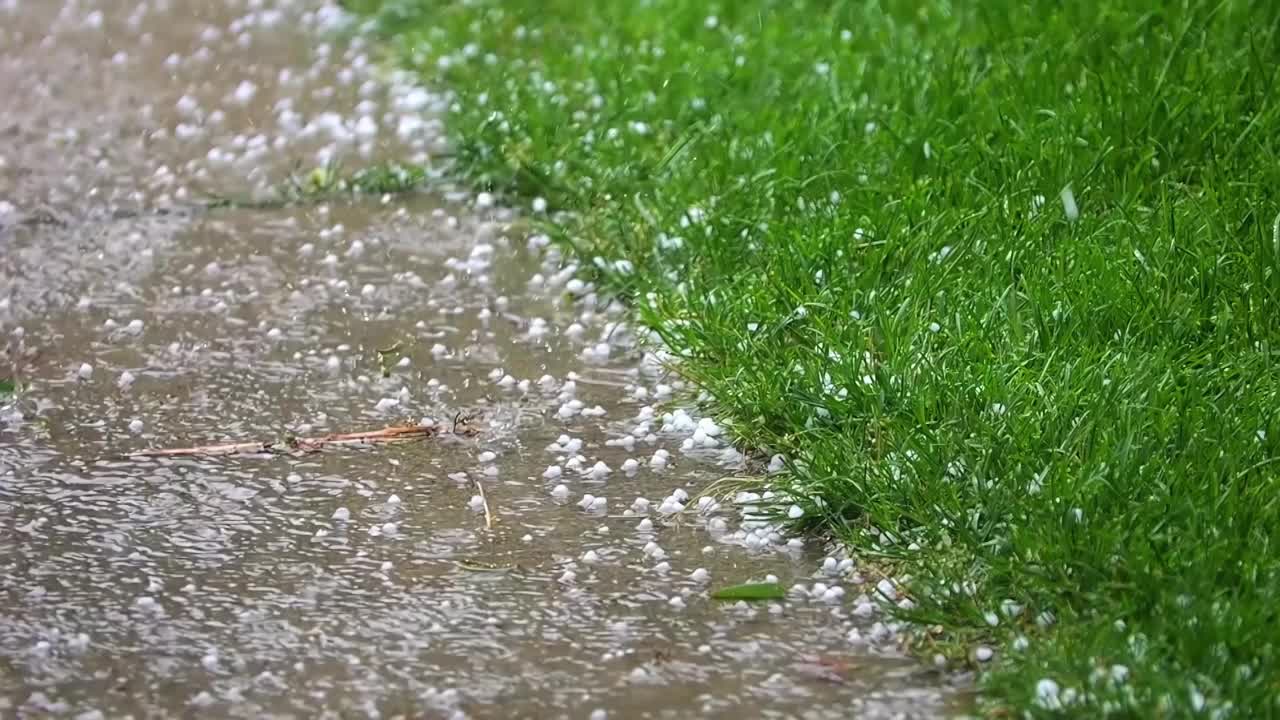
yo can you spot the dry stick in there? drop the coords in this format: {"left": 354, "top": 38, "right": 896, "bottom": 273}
{"left": 129, "top": 423, "right": 473, "bottom": 458}
{"left": 473, "top": 479, "right": 494, "bottom": 530}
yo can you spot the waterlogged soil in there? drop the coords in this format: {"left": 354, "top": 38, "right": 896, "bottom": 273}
{"left": 0, "top": 1, "right": 964, "bottom": 718}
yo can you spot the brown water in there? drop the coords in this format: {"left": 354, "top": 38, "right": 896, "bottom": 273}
{"left": 0, "top": 1, "right": 966, "bottom": 718}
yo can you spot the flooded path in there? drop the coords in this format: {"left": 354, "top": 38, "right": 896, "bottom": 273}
{"left": 0, "top": 2, "right": 963, "bottom": 717}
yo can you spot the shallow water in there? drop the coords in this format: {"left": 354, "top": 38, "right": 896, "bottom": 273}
{"left": 0, "top": 1, "right": 965, "bottom": 717}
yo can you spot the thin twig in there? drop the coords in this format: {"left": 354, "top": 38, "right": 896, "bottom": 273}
{"left": 129, "top": 422, "right": 477, "bottom": 458}
{"left": 473, "top": 479, "right": 494, "bottom": 530}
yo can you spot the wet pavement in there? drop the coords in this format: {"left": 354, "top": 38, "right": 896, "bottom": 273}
{"left": 0, "top": 1, "right": 965, "bottom": 718}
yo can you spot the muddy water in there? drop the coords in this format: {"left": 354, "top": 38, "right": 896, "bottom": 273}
{"left": 0, "top": 1, "right": 964, "bottom": 718}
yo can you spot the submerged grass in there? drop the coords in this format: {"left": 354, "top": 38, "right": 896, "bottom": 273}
{"left": 203, "top": 161, "right": 431, "bottom": 209}
{"left": 349, "top": 0, "right": 1280, "bottom": 715}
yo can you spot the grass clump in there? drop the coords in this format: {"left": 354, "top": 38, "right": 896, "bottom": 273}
{"left": 203, "top": 161, "right": 431, "bottom": 210}
{"left": 349, "top": 0, "right": 1280, "bottom": 715}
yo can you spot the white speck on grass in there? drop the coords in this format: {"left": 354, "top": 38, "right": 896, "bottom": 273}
{"left": 1189, "top": 685, "right": 1206, "bottom": 712}
{"left": 974, "top": 646, "right": 994, "bottom": 662}
{"left": 1061, "top": 185, "right": 1079, "bottom": 222}
{"left": 1035, "top": 678, "right": 1062, "bottom": 709}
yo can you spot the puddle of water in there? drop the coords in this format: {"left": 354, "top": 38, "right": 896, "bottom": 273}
{"left": 0, "top": 1, "right": 968, "bottom": 718}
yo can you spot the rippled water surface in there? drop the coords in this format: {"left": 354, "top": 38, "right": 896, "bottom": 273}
{"left": 0, "top": 1, "right": 967, "bottom": 717}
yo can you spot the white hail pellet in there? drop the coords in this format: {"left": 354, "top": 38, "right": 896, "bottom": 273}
{"left": 1060, "top": 185, "right": 1079, "bottom": 222}
{"left": 876, "top": 578, "right": 898, "bottom": 602}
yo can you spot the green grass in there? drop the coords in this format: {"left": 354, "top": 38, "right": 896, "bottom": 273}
{"left": 203, "top": 161, "right": 432, "bottom": 209}
{"left": 346, "top": 0, "right": 1280, "bottom": 715}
